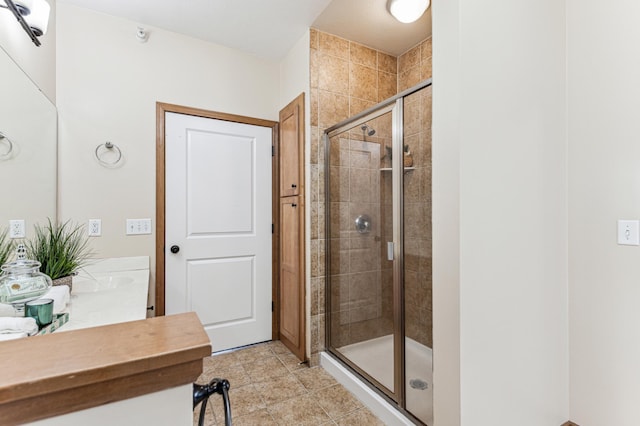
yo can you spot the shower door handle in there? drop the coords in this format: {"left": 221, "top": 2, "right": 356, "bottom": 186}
{"left": 387, "top": 242, "right": 394, "bottom": 261}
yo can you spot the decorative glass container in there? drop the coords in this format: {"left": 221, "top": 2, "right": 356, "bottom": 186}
{"left": 0, "top": 244, "right": 52, "bottom": 314}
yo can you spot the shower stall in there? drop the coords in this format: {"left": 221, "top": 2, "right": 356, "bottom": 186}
{"left": 324, "top": 80, "right": 432, "bottom": 425}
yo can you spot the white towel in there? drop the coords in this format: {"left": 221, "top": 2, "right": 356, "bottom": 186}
{"left": 0, "top": 332, "right": 28, "bottom": 341}
{"left": 43, "top": 285, "right": 70, "bottom": 314}
{"left": 0, "top": 303, "right": 17, "bottom": 317}
{"left": 0, "top": 317, "right": 38, "bottom": 335}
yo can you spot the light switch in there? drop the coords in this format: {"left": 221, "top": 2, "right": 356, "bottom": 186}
{"left": 617, "top": 220, "right": 639, "bottom": 245}
{"left": 126, "top": 218, "right": 152, "bottom": 235}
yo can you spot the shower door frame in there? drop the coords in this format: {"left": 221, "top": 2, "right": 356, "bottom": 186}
{"left": 323, "top": 79, "right": 432, "bottom": 422}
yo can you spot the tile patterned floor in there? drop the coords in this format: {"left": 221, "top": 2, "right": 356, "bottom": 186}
{"left": 193, "top": 340, "right": 385, "bottom": 425}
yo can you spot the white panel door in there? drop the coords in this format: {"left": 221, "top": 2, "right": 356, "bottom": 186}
{"left": 165, "top": 112, "right": 272, "bottom": 352}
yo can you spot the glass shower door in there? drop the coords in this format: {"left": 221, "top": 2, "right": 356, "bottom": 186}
{"left": 403, "top": 85, "right": 433, "bottom": 425}
{"left": 326, "top": 106, "right": 397, "bottom": 398}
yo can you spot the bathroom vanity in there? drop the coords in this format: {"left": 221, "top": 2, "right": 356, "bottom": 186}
{"left": 0, "top": 257, "right": 211, "bottom": 425}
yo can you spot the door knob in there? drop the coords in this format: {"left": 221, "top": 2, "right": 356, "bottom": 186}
{"left": 291, "top": 183, "right": 297, "bottom": 188}
{"left": 170, "top": 245, "right": 180, "bottom": 254}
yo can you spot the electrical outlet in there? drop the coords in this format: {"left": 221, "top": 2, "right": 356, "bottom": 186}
{"left": 88, "top": 219, "right": 101, "bottom": 237}
{"left": 9, "top": 219, "right": 25, "bottom": 239}
{"left": 126, "top": 218, "right": 152, "bottom": 235}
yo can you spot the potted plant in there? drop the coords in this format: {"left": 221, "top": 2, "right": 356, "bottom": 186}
{"left": 25, "top": 219, "right": 93, "bottom": 289}
{"left": 0, "top": 228, "right": 15, "bottom": 270}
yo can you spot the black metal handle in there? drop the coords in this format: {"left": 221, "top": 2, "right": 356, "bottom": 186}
{"left": 194, "top": 378, "right": 231, "bottom": 426}
{"left": 291, "top": 183, "right": 297, "bottom": 188}
{"left": 292, "top": 203, "right": 297, "bottom": 207}
{"left": 170, "top": 245, "right": 180, "bottom": 254}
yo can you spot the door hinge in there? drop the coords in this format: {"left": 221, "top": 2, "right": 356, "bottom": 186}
{"left": 272, "top": 145, "right": 275, "bottom": 156}
{"left": 272, "top": 301, "right": 274, "bottom": 312}
{"left": 272, "top": 223, "right": 274, "bottom": 234}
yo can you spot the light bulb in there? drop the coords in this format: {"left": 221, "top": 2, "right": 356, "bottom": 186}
{"left": 25, "top": 0, "right": 50, "bottom": 36}
{"left": 388, "top": 0, "right": 430, "bottom": 24}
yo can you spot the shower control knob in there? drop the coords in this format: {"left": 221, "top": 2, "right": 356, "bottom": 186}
{"left": 170, "top": 245, "right": 180, "bottom": 254}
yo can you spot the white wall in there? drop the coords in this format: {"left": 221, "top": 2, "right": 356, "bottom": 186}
{"left": 433, "top": 0, "right": 569, "bottom": 424}
{"left": 56, "top": 3, "right": 281, "bottom": 309}
{"left": 0, "top": 0, "right": 56, "bottom": 102}
{"left": 567, "top": 1, "right": 640, "bottom": 424}
{"left": 278, "top": 30, "right": 312, "bottom": 357}
{"left": 431, "top": 0, "right": 461, "bottom": 423}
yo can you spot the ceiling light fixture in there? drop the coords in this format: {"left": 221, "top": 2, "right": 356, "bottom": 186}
{"left": 0, "top": 0, "right": 50, "bottom": 46}
{"left": 388, "top": 0, "right": 430, "bottom": 24}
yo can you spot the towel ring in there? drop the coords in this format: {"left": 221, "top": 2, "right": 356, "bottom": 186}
{"left": 95, "top": 141, "right": 122, "bottom": 166}
{"left": 0, "top": 131, "right": 14, "bottom": 160}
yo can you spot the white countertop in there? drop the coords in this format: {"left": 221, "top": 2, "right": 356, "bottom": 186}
{"left": 58, "top": 256, "right": 150, "bottom": 332}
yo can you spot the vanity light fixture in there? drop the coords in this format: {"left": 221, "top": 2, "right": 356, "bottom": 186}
{"left": 388, "top": 0, "right": 430, "bottom": 24}
{"left": 0, "top": 0, "right": 50, "bottom": 47}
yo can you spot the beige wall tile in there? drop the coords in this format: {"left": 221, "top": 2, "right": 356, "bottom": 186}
{"left": 318, "top": 53, "right": 349, "bottom": 95}
{"left": 310, "top": 28, "right": 318, "bottom": 50}
{"left": 329, "top": 201, "right": 351, "bottom": 238}
{"left": 318, "top": 201, "right": 326, "bottom": 239}
{"left": 421, "top": 56, "right": 432, "bottom": 80}
{"left": 398, "top": 65, "right": 422, "bottom": 92}
{"left": 309, "top": 49, "right": 319, "bottom": 89}
{"left": 310, "top": 201, "right": 319, "bottom": 240}
{"left": 310, "top": 163, "right": 319, "bottom": 203}
{"left": 421, "top": 37, "right": 432, "bottom": 60}
{"left": 378, "top": 71, "right": 397, "bottom": 102}
{"left": 318, "top": 276, "right": 326, "bottom": 314}
{"left": 378, "top": 52, "right": 398, "bottom": 74}
{"left": 350, "top": 97, "right": 375, "bottom": 116}
{"left": 319, "top": 90, "right": 349, "bottom": 128}
{"left": 404, "top": 99, "right": 421, "bottom": 136}
{"left": 310, "top": 125, "right": 319, "bottom": 165}
{"left": 318, "top": 31, "right": 349, "bottom": 60}
{"left": 311, "top": 276, "right": 320, "bottom": 316}
{"left": 398, "top": 43, "right": 421, "bottom": 72}
{"left": 350, "top": 42, "right": 377, "bottom": 68}
{"left": 310, "top": 239, "right": 319, "bottom": 278}
{"left": 310, "top": 88, "right": 318, "bottom": 127}
{"left": 350, "top": 63, "right": 378, "bottom": 102}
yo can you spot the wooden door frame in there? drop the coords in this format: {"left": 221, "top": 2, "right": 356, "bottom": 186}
{"left": 155, "top": 102, "right": 280, "bottom": 341}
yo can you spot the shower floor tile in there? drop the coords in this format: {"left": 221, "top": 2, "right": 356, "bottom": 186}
{"left": 194, "top": 340, "right": 383, "bottom": 425}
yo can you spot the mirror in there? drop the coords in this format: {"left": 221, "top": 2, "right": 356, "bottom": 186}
{"left": 0, "top": 46, "right": 56, "bottom": 236}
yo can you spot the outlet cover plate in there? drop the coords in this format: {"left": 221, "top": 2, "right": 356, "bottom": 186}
{"left": 9, "top": 220, "right": 25, "bottom": 239}
{"left": 88, "top": 219, "right": 101, "bottom": 237}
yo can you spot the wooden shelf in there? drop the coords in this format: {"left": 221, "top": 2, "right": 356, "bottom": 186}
{"left": 0, "top": 312, "right": 211, "bottom": 425}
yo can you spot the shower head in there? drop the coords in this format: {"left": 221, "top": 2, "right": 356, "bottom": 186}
{"left": 361, "top": 124, "right": 376, "bottom": 137}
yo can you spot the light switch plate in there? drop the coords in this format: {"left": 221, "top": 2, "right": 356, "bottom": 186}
{"left": 617, "top": 220, "right": 640, "bottom": 245}
{"left": 126, "top": 218, "right": 152, "bottom": 235}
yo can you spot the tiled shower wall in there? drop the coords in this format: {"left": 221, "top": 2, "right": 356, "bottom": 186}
{"left": 401, "top": 40, "right": 433, "bottom": 348}
{"left": 309, "top": 28, "right": 432, "bottom": 364}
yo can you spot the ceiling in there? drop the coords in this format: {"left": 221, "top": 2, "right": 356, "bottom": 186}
{"left": 59, "top": 0, "right": 431, "bottom": 59}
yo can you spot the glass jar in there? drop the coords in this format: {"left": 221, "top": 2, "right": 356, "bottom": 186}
{"left": 0, "top": 245, "right": 52, "bottom": 313}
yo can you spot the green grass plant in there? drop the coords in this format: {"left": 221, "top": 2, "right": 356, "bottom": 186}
{"left": 0, "top": 228, "right": 14, "bottom": 271}
{"left": 26, "top": 219, "right": 93, "bottom": 280}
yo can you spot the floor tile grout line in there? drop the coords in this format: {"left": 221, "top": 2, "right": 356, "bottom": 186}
{"left": 195, "top": 341, "right": 384, "bottom": 426}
